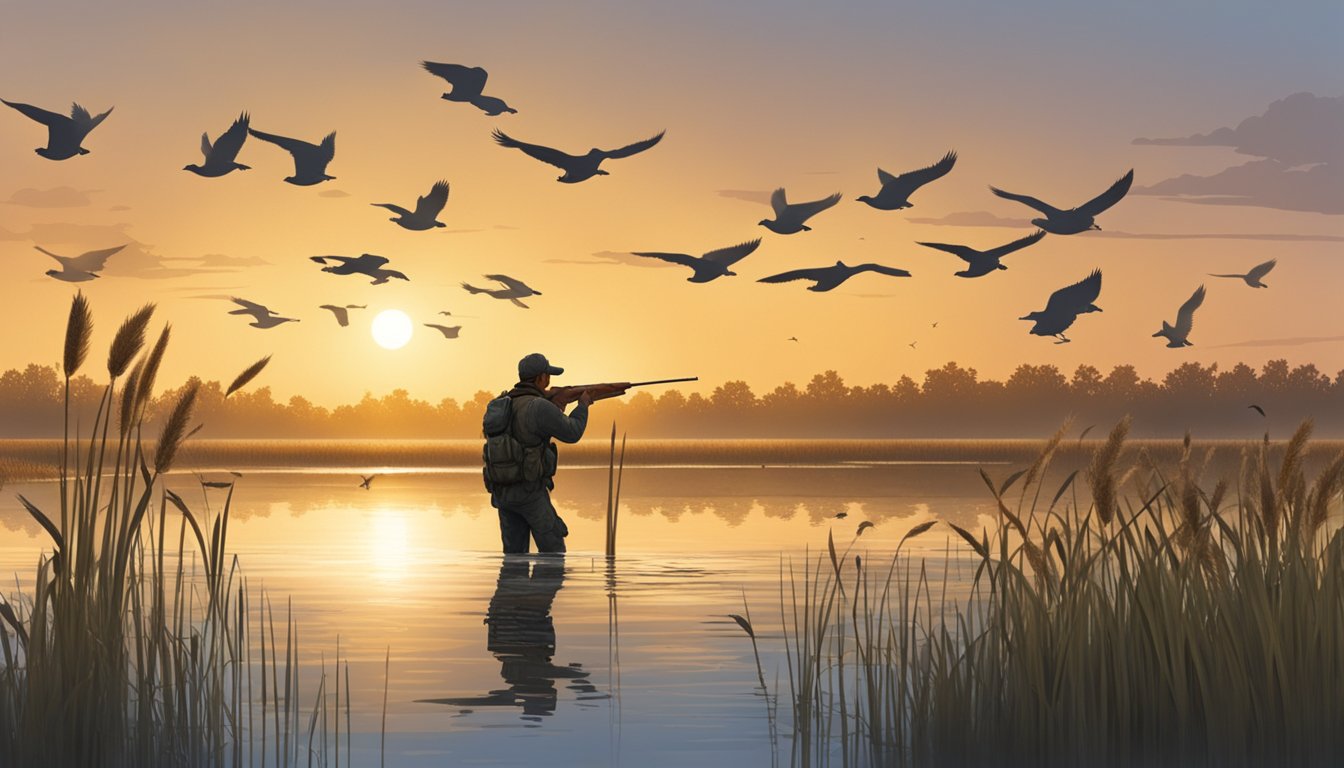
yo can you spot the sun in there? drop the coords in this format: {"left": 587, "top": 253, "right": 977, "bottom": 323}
{"left": 371, "top": 309, "right": 413, "bottom": 350}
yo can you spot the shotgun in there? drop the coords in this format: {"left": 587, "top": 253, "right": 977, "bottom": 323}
{"left": 546, "top": 376, "right": 698, "bottom": 407}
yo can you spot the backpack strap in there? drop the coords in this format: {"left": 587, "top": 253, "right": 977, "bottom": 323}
{"left": 508, "top": 394, "right": 544, "bottom": 448}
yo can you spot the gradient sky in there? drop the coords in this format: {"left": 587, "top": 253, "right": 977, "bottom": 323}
{"left": 2, "top": 1, "right": 1342, "bottom": 407}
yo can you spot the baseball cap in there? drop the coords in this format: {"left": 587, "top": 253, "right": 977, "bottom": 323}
{"left": 518, "top": 352, "right": 564, "bottom": 380}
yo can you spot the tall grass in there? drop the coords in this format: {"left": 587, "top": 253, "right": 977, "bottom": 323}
{"left": 780, "top": 419, "right": 1344, "bottom": 767}
{"left": 0, "top": 294, "right": 367, "bottom": 767}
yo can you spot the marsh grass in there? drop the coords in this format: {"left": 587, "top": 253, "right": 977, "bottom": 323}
{"left": 780, "top": 419, "right": 1344, "bottom": 767}
{"left": 0, "top": 294, "right": 369, "bottom": 767}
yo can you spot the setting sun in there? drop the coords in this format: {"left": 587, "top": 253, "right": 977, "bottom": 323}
{"left": 371, "top": 309, "right": 413, "bottom": 350}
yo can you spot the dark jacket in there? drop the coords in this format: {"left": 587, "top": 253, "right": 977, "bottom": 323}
{"left": 490, "top": 382, "right": 589, "bottom": 506}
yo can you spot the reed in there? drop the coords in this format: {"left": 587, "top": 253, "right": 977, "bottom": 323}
{"left": 604, "top": 423, "right": 626, "bottom": 559}
{"left": 779, "top": 418, "right": 1344, "bottom": 767}
{"left": 0, "top": 295, "right": 367, "bottom": 767}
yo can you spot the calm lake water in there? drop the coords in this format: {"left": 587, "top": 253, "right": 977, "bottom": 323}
{"left": 0, "top": 458, "right": 1026, "bottom": 766}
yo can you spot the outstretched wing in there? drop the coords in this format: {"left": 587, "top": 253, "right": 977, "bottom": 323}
{"left": 629, "top": 251, "right": 700, "bottom": 268}
{"left": 884, "top": 150, "right": 957, "bottom": 191}
{"left": 854, "top": 263, "right": 913, "bottom": 278}
{"left": 769, "top": 188, "right": 789, "bottom": 216}
{"left": 230, "top": 297, "right": 273, "bottom": 315}
{"left": 351, "top": 253, "right": 391, "bottom": 269}
{"left": 601, "top": 130, "right": 665, "bottom": 160}
{"left": 1246, "top": 258, "right": 1276, "bottom": 281}
{"left": 492, "top": 129, "right": 575, "bottom": 169}
{"left": 484, "top": 273, "right": 530, "bottom": 292}
{"left": 2, "top": 99, "right": 65, "bottom": 127}
{"left": 1173, "top": 285, "right": 1205, "bottom": 337}
{"left": 1045, "top": 269, "right": 1102, "bottom": 314}
{"left": 987, "top": 229, "right": 1048, "bottom": 258}
{"left": 989, "top": 185, "right": 1062, "bottom": 217}
{"left": 420, "top": 61, "right": 488, "bottom": 97}
{"left": 790, "top": 192, "right": 842, "bottom": 222}
{"left": 701, "top": 238, "right": 761, "bottom": 266}
{"left": 1076, "top": 169, "right": 1133, "bottom": 216}
{"left": 71, "top": 103, "right": 113, "bottom": 131}
{"left": 310, "top": 255, "right": 351, "bottom": 265}
{"left": 69, "top": 244, "right": 128, "bottom": 271}
{"left": 757, "top": 266, "right": 835, "bottom": 284}
{"left": 247, "top": 128, "right": 311, "bottom": 156}
{"left": 412, "top": 180, "right": 450, "bottom": 218}
{"left": 915, "top": 241, "right": 976, "bottom": 262}
{"left": 209, "top": 112, "right": 250, "bottom": 162}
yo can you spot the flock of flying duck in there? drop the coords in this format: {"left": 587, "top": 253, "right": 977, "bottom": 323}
{"left": 7, "top": 61, "right": 1277, "bottom": 347}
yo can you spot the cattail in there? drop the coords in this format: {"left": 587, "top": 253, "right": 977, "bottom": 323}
{"left": 107, "top": 304, "right": 155, "bottom": 378}
{"left": 1303, "top": 452, "right": 1344, "bottom": 549}
{"left": 1087, "top": 417, "right": 1130, "bottom": 526}
{"left": 225, "top": 355, "right": 271, "bottom": 398}
{"left": 134, "top": 325, "right": 171, "bottom": 414}
{"left": 1022, "top": 418, "right": 1072, "bottom": 492}
{"left": 154, "top": 382, "right": 199, "bottom": 474}
{"left": 63, "top": 291, "right": 93, "bottom": 378}
{"left": 119, "top": 359, "right": 145, "bottom": 432}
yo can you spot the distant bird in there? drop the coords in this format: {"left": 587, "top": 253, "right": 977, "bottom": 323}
{"left": 932, "top": 321, "right": 939, "bottom": 328}
{"left": 229, "top": 297, "right": 299, "bottom": 329}
{"left": 990, "top": 170, "right": 1133, "bottom": 234}
{"left": 1248, "top": 404, "right": 1266, "bottom": 417}
{"left": 372, "top": 180, "right": 450, "bottom": 230}
{"left": 1020, "top": 269, "right": 1103, "bottom": 344}
{"left": 492, "top": 128, "right": 664, "bottom": 183}
{"left": 247, "top": 127, "right": 336, "bottom": 185}
{"left": 758, "top": 261, "right": 911, "bottom": 292}
{"left": 184, "top": 113, "right": 252, "bottom": 177}
{"left": 1210, "top": 259, "right": 1275, "bottom": 288}
{"left": 425, "top": 324, "right": 462, "bottom": 339}
{"left": 856, "top": 151, "right": 957, "bottom": 210}
{"left": 3, "top": 99, "right": 113, "bottom": 160}
{"left": 759, "top": 188, "right": 842, "bottom": 234}
{"left": 461, "top": 274, "right": 541, "bottom": 308}
{"left": 421, "top": 61, "right": 517, "bottom": 116}
{"left": 908, "top": 341, "right": 917, "bottom": 349}
{"left": 36, "top": 244, "right": 126, "bottom": 282}
{"left": 630, "top": 239, "right": 761, "bottom": 283}
{"left": 1153, "top": 285, "right": 1205, "bottom": 348}
{"left": 437, "top": 310, "right": 478, "bottom": 319}
{"left": 834, "top": 512, "right": 849, "bottom": 520}
{"left": 916, "top": 230, "right": 1047, "bottom": 278}
{"left": 787, "top": 336, "right": 799, "bottom": 342}
{"left": 318, "top": 304, "right": 366, "bottom": 327}
{"left": 310, "top": 254, "right": 409, "bottom": 285}
{"left": 359, "top": 474, "right": 377, "bottom": 490}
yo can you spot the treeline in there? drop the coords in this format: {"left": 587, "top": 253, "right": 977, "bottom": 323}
{"left": 0, "top": 360, "right": 1340, "bottom": 439}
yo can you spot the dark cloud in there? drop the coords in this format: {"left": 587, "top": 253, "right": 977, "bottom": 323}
{"left": 317, "top": 189, "right": 351, "bottom": 198}
{"left": 1208, "top": 334, "right": 1344, "bottom": 349}
{"left": 5, "top": 186, "right": 96, "bottom": 208}
{"left": 543, "top": 250, "right": 678, "bottom": 268}
{"left": 9, "top": 221, "right": 267, "bottom": 279}
{"left": 717, "top": 189, "right": 772, "bottom": 206}
{"left": 1134, "top": 92, "right": 1344, "bottom": 214}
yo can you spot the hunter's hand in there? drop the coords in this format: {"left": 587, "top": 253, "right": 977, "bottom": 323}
{"left": 578, "top": 390, "right": 594, "bottom": 407}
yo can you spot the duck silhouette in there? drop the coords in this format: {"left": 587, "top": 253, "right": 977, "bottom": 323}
{"left": 759, "top": 188, "right": 842, "bottom": 235}
{"left": 856, "top": 151, "right": 957, "bottom": 210}
{"left": 758, "top": 260, "right": 912, "bottom": 292}
{"left": 37, "top": 244, "right": 127, "bottom": 282}
{"left": 3, "top": 99, "right": 113, "bottom": 160}
{"left": 492, "top": 129, "right": 664, "bottom": 183}
{"left": 185, "top": 112, "right": 252, "bottom": 177}
{"left": 372, "top": 180, "right": 450, "bottom": 230}
{"left": 421, "top": 61, "right": 517, "bottom": 116}
{"left": 1153, "top": 285, "right": 1205, "bottom": 348}
{"left": 1020, "top": 269, "right": 1103, "bottom": 343}
{"left": 247, "top": 127, "right": 336, "bottom": 185}
{"left": 916, "top": 230, "right": 1046, "bottom": 278}
{"left": 1210, "top": 259, "right": 1275, "bottom": 288}
{"left": 630, "top": 239, "right": 761, "bottom": 282}
{"left": 990, "top": 170, "right": 1132, "bottom": 234}
{"left": 310, "top": 254, "right": 409, "bottom": 285}
{"left": 318, "top": 304, "right": 366, "bottom": 327}
{"left": 229, "top": 298, "right": 299, "bottom": 329}
{"left": 462, "top": 274, "right": 541, "bottom": 308}
{"left": 425, "top": 324, "right": 462, "bottom": 339}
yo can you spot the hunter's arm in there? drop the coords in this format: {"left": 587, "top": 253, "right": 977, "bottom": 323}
{"left": 535, "top": 398, "right": 589, "bottom": 444}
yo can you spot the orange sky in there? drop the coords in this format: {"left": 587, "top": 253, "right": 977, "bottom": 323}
{"left": 2, "top": 2, "right": 1342, "bottom": 407}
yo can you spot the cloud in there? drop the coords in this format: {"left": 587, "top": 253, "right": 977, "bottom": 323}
{"left": 1133, "top": 92, "right": 1344, "bottom": 214}
{"left": 10, "top": 221, "right": 267, "bottom": 279}
{"left": 717, "top": 189, "right": 773, "bottom": 206}
{"left": 907, "top": 210, "right": 1032, "bottom": 227}
{"left": 1208, "top": 334, "right": 1344, "bottom": 349}
{"left": 317, "top": 189, "right": 351, "bottom": 198}
{"left": 5, "top": 186, "right": 96, "bottom": 207}
{"left": 543, "top": 250, "right": 678, "bottom": 268}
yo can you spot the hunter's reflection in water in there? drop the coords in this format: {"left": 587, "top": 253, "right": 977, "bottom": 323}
{"left": 421, "top": 556, "right": 602, "bottom": 722}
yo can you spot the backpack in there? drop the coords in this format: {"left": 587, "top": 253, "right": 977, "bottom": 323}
{"left": 481, "top": 393, "right": 546, "bottom": 491}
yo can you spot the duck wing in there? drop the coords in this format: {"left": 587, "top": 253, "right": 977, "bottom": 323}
{"left": 209, "top": 113, "right": 250, "bottom": 162}
{"left": 915, "top": 241, "right": 977, "bottom": 263}
{"left": 986, "top": 229, "right": 1048, "bottom": 258}
{"left": 420, "top": 61, "right": 488, "bottom": 98}
{"left": 600, "top": 130, "right": 665, "bottom": 159}
{"left": 701, "top": 238, "right": 761, "bottom": 266}
{"left": 69, "top": 244, "right": 128, "bottom": 271}
{"left": 1045, "top": 269, "right": 1102, "bottom": 314}
{"left": 71, "top": 103, "right": 113, "bottom": 132}
{"left": 1075, "top": 169, "right": 1133, "bottom": 216}
{"left": 854, "top": 263, "right": 913, "bottom": 278}
{"left": 769, "top": 188, "right": 789, "bottom": 217}
{"left": 989, "top": 185, "right": 1063, "bottom": 217}
{"left": 881, "top": 150, "right": 957, "bottom": 192}
{"left": 757, "top": 266, "right": 834, "bottom": 284}
{"left": 351, "top": 254, "right": 391, "bottom": 270}
{"left": 412, "top": 180, "right": 450, "bottom": 218}
{"left": 485, "top": 274, "right": 531, "bottom": 293}
{"left": 1173, "top": 285, "right": 1205, "bottom": 337}
{"left": 248, "top": 128, "right": 312, "bottom": 157}
{"left": 3, "top": 99, "right": 66, "bottom": 127}
{"left": 492, "top": 129, "right": 576, "bottom": 169}
{"left": 789, "top": 193, "right": 842, "bottom": 223}
{"left": 1245, "top": 258, "right": 1277, "bottom": 281}
{"left": 630, "top": 251, "right": 700, "bottom": 269}
{"left": 230, "top": 297, "right": 274, "bottom": 315}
